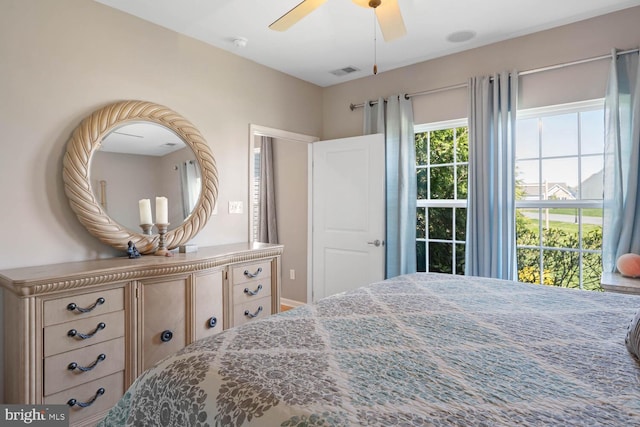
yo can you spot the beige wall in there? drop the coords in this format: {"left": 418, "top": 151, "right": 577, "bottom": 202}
{"left": 322, "top": 6, "right": 640, "bottom": 138}
{"left": 273, "top": 138, "right": 309, "bottom": 303}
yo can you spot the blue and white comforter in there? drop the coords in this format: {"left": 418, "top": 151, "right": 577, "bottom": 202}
{"left": 99, "top": 273, "right": 640, "bottom": 426}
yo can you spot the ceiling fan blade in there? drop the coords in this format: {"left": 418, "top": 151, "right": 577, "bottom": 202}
{"left": 269, "top": 0, "right": 328, "bottom": 32}
{"left": 375, "top": 0, "right": 407, "bottom": 42}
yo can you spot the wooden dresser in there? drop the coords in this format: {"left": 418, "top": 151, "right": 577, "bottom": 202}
{"left": 0, "top": 242, "right": 283, "bottom": 426}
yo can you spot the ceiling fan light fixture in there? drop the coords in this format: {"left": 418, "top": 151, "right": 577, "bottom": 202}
{"left": 271, "top": 0, "right": 405, "bottom": 44}
{"left": 353, "top": 0, "right": 382, "bottom": 8}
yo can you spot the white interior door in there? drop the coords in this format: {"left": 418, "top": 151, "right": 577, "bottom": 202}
{"left": 312, "top": 134, "right": 385, "bottom": 301}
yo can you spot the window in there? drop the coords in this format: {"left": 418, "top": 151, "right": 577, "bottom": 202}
{"left": 515, "top": 100, "right": 604, "bottom": 290}
{"left": 415, "top": 120, "right": 469, "bottom": 274}
{"left": 414, "top": 100, "right": 604, "bottom": 291}
{"left": 251, "top": 145, "right": 261, "bottom": 242}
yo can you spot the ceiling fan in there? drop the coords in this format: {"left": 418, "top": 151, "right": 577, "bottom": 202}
{"left": 269, "top": 0, "right": 407, "bottom": 42}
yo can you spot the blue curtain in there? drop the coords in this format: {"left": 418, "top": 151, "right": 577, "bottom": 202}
{"left": 603, "top": 49, "right": 640, "bottom": 272}
{"left": 364, "top": 95, "right": 416, "bottom": 278}
{"left": 465, "top": 71, "right": 518, "bottom": 280}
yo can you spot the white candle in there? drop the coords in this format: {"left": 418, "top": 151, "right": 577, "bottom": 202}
{"left": 139, "top": 199, "right": 152, "bottom": 225}
{"left": 156, "top": 196, "right": 168, "bottom": 224}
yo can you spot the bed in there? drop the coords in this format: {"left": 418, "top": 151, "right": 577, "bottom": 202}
{"left": 99, "top": 273, "right": 640, "bottom": 426}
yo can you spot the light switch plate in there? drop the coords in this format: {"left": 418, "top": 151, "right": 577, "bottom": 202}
{"left": 229, "top": 201, "right": 243, "bottom": 214}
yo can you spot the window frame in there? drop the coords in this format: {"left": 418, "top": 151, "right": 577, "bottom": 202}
{"left": 515, "top": 98, "right": 604, "bottom": 289}
{"left": 415, "top": 118, "right": 469, "bottom": 274}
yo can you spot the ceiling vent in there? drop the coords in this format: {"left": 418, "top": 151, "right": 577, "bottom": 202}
{"left": 330, "top": 66, "right": 360, "bottom": 77}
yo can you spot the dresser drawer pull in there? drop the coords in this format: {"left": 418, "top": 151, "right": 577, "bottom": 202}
{"left": 244, "top": 284, "right": 263, "bottom": 296}
{"left": 67, "top": 297, "right": 105, "bottom": 313}
{"left": 160, "top": 330, "right": 173, "bottom": 342}
{"left": 68, "top": 353, "right": 106, "bottom": 372}
{"left": 67, "top": 322, "right": 106, "bottom": 340}
{"left": 244, "top": 267, "right": 263, "bottom": 278}
{"left": 208, "top": 316, "right": 217, "bottom": 328}
{"left": 67, "top": 387, "right": 105, "bottom": 408}
{"left": 244, "top": 306, "right": 263, "bottom": 318}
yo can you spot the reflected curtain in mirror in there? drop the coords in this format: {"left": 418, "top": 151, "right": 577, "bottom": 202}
{"left": 180, "top": 160, "right": 201, "bottom": 219}
{"left": 258, "top": 136, "right": 279, "bottom": 243}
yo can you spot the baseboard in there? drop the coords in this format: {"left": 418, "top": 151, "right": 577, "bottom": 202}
{"left": 280, "top": 298, "right": 305, "bottom": 309}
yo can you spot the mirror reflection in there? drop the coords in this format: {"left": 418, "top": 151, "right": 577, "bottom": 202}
{"left": 91, "top": 122, "right": 201, "bottom": 232}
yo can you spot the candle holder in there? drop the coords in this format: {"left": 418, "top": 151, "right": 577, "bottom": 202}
{"left": 154, "top": 223, "right": 171, "bottom": 256}
{"left": 140, "top": 223, "right": 154, "bottom": 236}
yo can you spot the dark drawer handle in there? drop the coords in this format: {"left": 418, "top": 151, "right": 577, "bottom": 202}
{"left": 244, "top": 284, "right": 263, "bottom": 296}
{"left": 67, "top": 297, "right": 105, "bottom": 313}
{"left": 68, "top": 353, "right": 106, "bottom": 372}
{"left": 208, "top": 316, "right": 217, "bottom": 328}
{"left": 67, "top": 322, "right": 106, "bottom": 340}
{"left": 244, "top": 267, "right": 263, "bottom": 278}
{"left": 160, "top": 330, "right": 173, "bottom": 342}
{"left": 67, "top": 387, "right": 105, "bottom": 408}
{"left": 244, "top": 306, "right": 263, "bottom": 318}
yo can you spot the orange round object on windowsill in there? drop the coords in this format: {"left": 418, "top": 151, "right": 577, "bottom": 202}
{"left": 616, "top": 253, "right": 640, "bottom": 278}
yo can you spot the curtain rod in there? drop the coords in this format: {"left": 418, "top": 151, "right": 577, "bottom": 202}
{"left": 349, "top": 48, "right": 639, "bottom": 111}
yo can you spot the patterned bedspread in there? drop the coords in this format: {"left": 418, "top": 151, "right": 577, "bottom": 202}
{"left": 99, "top": 273, "right": 640, "bottom": 426}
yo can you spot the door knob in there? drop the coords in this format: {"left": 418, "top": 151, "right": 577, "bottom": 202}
{"left": 367, "top": 239, "right": 383, "bottom": 247}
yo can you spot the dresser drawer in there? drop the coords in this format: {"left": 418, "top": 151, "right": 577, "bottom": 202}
{"left": 231, "top": 261, "right": 272, "bottom": 285}
{"left": 44, "top": 371, "right": 124, "bottom": 426}
{"left": 139, "top": 277, "right": 187, "bottom": 372}
{"left": 194, "top": 271, "right": 224, "bottom": 339}
{"left": 233, "top": 277, "right": 271, "bottom": 305}
{"left": 44, "top": 310, "right": 125, "bottom": 357}
{"left": 44, "top": 337, "right": 125, "bottom": 396}
{"left": 233, "top": 296, "right": 272, "bottom": 327}
{"left": 43, "top": 287, "right": 124, "bottom": 327}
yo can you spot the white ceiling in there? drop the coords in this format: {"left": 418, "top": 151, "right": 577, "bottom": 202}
{"left": 94, "top": 0, "right": 640, "bottom": 87}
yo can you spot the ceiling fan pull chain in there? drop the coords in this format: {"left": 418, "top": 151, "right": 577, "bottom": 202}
{"left": 373, "top": 9, "right": 378, "bottom": 75}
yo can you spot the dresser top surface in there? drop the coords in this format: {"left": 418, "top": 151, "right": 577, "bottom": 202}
{"left": 0, "top": 242, "right": 283, "bottom": 296}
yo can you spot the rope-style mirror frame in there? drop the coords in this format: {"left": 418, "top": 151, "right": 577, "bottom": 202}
{"left": 63, "top": 100, "right": 218, "bottom": 254}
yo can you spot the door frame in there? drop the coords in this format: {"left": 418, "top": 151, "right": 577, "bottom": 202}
{"left": 249, "top": 124, "right": 318, "bottom": 304}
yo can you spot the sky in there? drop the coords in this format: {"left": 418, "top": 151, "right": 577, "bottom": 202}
{"left": 515, "top": 109, "right": 604, "bottom": 192}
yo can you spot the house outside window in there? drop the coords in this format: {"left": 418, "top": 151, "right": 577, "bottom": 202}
{"left": 515, "top": 100, "right": 604, "bottom": 290}
{"left": 415, "top": 99, "right": 604, "bottom": 290}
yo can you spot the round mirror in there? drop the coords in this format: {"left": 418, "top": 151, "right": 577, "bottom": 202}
{"left": 92, "top": 122, "right": 201, "bottom": 232}
{"left": 63, "top": 100, "right": 218, "bottom": 254}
